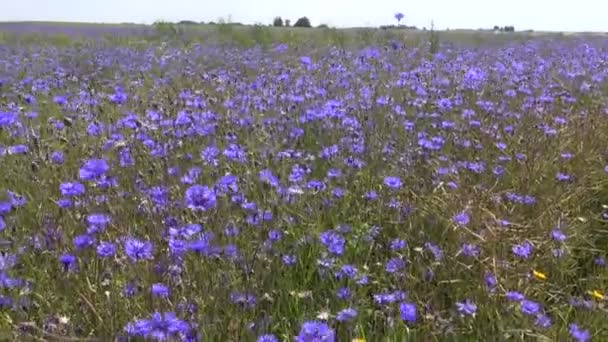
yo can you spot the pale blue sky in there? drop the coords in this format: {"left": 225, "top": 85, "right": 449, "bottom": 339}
{"left": 1, "top": 0, "right": 604, "bottom": 32}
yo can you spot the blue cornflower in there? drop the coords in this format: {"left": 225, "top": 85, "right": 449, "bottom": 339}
{"left": 6, "top": 191, "right": 26, "bottom": 207}
{"left": 550, "top": 229, "right": 566, "bottom": 241}
{"left": 96, "top": 241, "right": 116, "bottom": 258}
{"left": 389, "top": 239, "right": 406, "bottom": 251}
{"left": 50, "top": 151, "right": 64, "bottom": 164}
{"left": 257, "top": 334, "right": 279, "bottom": 342}
{"left": 456, "top": 299, "right": 477, "bottom": 316}
{"left": 87, "top": 213, "right": 111, "bottom": 232}
{"left": 336, "top": 287, "right": 351, "bottom": 300}
{"left": 184, "top": 185, "right": 216, "bottom": 211}
{"left": 296, "top": 321, "right": 334, "bottom": 342}
{"left": 79, "top": 159, "right": 110, "bottom": 181}
{"left": 385, "top": 257, "right": 405, "bottom": 273}
{"left": 535, "top": 314, "right": 552, "bottom": 328}
{"left": 568, "top": 324, "right": 591, "bottom": 342}
{"left": 125, "top": 312, "right": 189, "bottom": 340}
{"left": 282, "top": 254, "right": 297, "bottom": 266}
{"left": 383, "top": 176, "right": 402, "bottom": 189}
{"left": 336, "top": 308, "right": 357, "bottom": 322}
{"left": 520, "top": 299, "right": 541, "bottom": 315}
{"left": 364, "top": 191, "right": 378, "bottom": 201}
{"left": 506, "top": 291, "right": 525, "bottom": 301}
{"left": 151, "top": 283, "right": 170, "bottom": 298}
{"left": 512, "top": 241, "right": 533, "bottom": 259}
{"left": 59, "top": 254, "right": 76, "bottom": 271}
{"left": 319, "top": 231, "right": 345, "bottom": 256}
{"left": 8, "top": 145, "right": 28, "bottom": 154}
{"left": 459, "top": 243, "right": 480, "bottom": 257}
{"left": 453, "top": 211, "right": 470, "bottom": 226}
{"left": 0, "top": 202, "right": 11, "bottom": 215}
{"left": 399, "top": 302, "right": 417, "bottom": 323}
{"left": 73, "top": 234, "right": 95, "bottom": 250}
{"left": 56, "top": 198, "right": 73, "bottom": 208}
{"left": 259, "top": 169, "right": 279, "bottom": 187}
{"left": 60, "top": 182, "right": 85, "bottom": 197}
{"left": 124, "top": 237, "right": 153, "bottom": 262}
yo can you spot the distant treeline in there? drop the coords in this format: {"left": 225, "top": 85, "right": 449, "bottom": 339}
{"left": 171, "top": 19, "right": 516, "bottom": 32}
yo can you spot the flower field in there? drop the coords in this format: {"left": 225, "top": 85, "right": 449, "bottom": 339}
{"left": 0, "top": 27, "right": 607, "bottom": 341}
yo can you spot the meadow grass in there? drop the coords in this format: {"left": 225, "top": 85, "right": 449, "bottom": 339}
{"left": 0, "top": 25, "right": 607, "bottom": 341}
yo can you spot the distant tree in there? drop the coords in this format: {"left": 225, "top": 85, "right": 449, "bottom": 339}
{"left": 505, "top": 26, "right": 515, "bottom": 32}
{"left": 273, "top": 17, "right": 284, "bottom": 27}
{"left": 493, "top": 25, "right": 500, "bottom": 31}
{"left": 178, "top": 20, "right": 198, "bottom": 25}
{"left": 318, "top": 24, "right": 329, "bottom": 28}
{"left": 294, "top": 17, "right": 312, "bottom": 28}
{"left": 208, "top": 21, "right": 216, "bottom": 25}
{"left": 285, "top": 19, "right": 291, "bottom": 27}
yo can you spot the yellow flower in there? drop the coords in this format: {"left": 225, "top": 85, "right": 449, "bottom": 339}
{"left": 352, "top": 339, "right": 366, "bottom": 342}
{"left": 532, "top": 270, "right": 547, "bottom": 281}
{"left": 588, "top": 290, "right": 605, "bottom": 301}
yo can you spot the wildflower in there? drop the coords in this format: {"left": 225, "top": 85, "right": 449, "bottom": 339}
{"left": 336, "top": 287, "right": 351, "bottom": 300}
{"left": 50, "top": 151, "right": 64, "bottom": 164}
{"left": 60, "top": 182, "right": 85, "bottom": 197}
{"left": 282, "top": 254, "right": 297, "bottom": 266}
{"left": 425, "top": 242, "right": 443, "bottom": 261}
{"left": 336, "top": 308, "right": 357, "bottom": 322}
{"left": 8, "top": 145, "right": 28, "bottom": 154}
{"left": 456, "top": 299, "right": 477, "bottom": 316}
{"left": 257, "top": 334, "right": 279, "bottom": 342}
{"left": 124, "top": 237, "right": 153, "bottom": 262}
{"left": 399, "top": 302, "right": 417, "bottom": 323}
{"left": 87, "top": 213, "right": 111, "bottom": 231}
{"left": 568, "top": 324, "right": 591, "bottom": 342}
{"left": 184, "top": 185, "right": 216, "bottom": 211}
{"left": 506, "top": 291, "right": 525, "bottom": 301}
{"left": 484, "top": 272, "right": 497, "bottom": 292}
{"left": 125, "top": 312, "right": 189, "bottom": 340}
{"left": 96, "top": 242, "right": 116, "bottom": 258}
{"left": 532, "top": 270, "right": 547, "bottom": 281}
{"left": 364, "top": 191, "right": 378, "bottom": 201}
{"left": 459, "top": 243, "right": 480, "bottom": 257}
{"left": 389, "top": 239, "right": 406, "bottom": 251}
{"left": 383, "top": 176, "right": 402, "bottom": 189}
{"left": 535, "top": 313, "right": 552, "bottom": 328}
{"left": 453, "top": 211, "right": 470, "bottom": 226}
{"left": 59, "top": 254, "right": 76, "bottom": 271}
{"left": 385, "top": 257, "right": 405, "bottom": 274}
{"left": 550, "top": 229, "right": 566, "bottom": 241}
{"left": 512, "top": 241, "right": 533, "bottom": 259}
{"left": 79, "top": 159, "right": 110, "bottom": 181}
{"left": 151, "top": 283, "right": 170, "bottom": 298}
{"left": 319, "top": 231, "right": 345, "bottom": 256}
{"left": 296, "top": 321, "right": 335, "bottom": 342}
{"left": 73, "top": 234, "right": 95, "bottom": 250}
{"left": 7, "top": 191, "right": 26, "bottom": 207}
{"left": 588, "top": 290, "right": 605, "bottom": 301}
{"left": 520, "top": 299, "right": 541, "bottom": 315}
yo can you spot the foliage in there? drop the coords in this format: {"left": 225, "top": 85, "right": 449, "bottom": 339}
{"left": 273, "top": 17, "right": 284, "bottom": 27}
{"left": 294, "top": 17, "right": 312, "bottom": 28}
